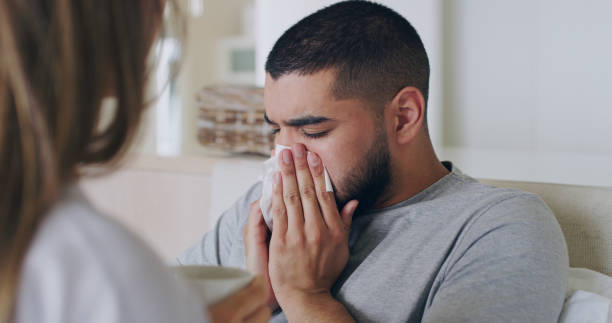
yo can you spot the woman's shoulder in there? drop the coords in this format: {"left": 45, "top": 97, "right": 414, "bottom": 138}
{"left": 16, "top": 186, "right": 207, "bottom": 323}
{"left": 27, "top": 186, "right": 162, "bottom": 279}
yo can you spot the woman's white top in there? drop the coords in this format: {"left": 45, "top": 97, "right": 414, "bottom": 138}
{"left": 15, "top": 186, "right": 208, "bottom": 323}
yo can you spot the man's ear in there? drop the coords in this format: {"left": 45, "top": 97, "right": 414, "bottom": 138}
{"left": 388, "top": 86, "right": 426, "bottom": 145}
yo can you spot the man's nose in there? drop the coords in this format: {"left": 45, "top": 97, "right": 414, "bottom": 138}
{"left": 274, "top": 130, "right": 298, "bottom": 148}
{"left": 274, "top": 132, "right": 307, "bottom": 152}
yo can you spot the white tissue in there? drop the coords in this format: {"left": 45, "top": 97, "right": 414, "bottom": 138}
{"left": 260, "top": 144, "right": 333, "bottom": 230}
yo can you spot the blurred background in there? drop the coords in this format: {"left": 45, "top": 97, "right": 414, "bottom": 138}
{"left": 81, "top": 0, "right": 612, "bottom": 260}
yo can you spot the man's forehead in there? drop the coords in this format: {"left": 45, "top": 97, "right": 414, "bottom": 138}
{"left": 263, "top": 70, "right": 372, "bottom": 123}
{"left": 264, "top": 79, "right": 335, "bottom": 122}
{"left": 264, "top": 70, "right": 336, "bottom": 102}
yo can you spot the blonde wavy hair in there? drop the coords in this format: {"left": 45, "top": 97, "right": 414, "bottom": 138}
{"left": 0, "top": 1, "right": 181, "bottom": 321}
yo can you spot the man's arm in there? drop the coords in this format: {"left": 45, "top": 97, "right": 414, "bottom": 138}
{"left": 281, "top": 291, "right": 354, "bottom": 323}
{"left": 422, "top": 194, "right": 569, "bottom": 323}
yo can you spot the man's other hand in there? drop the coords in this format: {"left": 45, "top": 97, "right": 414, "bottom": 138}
{"left": 243, "top": 199, "right": 278, "bottom": 310}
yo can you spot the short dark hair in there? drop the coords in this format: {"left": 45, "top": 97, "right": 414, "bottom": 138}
{"left": 265, "top": 0, "right": 430, "bottom": 113}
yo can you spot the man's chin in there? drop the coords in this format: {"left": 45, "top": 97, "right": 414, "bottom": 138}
{"left": 334, "top": 192, "right": 350, "bottom": 211}
{"left": 334, "top": 191, "right": 372, "bottom": 215}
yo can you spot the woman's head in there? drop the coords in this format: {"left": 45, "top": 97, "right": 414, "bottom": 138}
{"left": 0, "top": 1, "right": 173, "bottom": 321}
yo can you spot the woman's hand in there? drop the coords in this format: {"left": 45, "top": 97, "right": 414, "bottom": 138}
{"left": 207, "top": 276, "right": 271, "bottom": 323}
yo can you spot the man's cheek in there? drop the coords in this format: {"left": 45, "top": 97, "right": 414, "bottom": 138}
{"left": 327, "top": 168, "right": 351, "bottom": 205}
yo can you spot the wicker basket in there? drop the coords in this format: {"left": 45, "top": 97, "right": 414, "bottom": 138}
{"left": 196, "top": 86, "right": 274, "bottom": 156}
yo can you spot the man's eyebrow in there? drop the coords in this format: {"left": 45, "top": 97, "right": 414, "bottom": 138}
{"left": 286, "top": 115, "right": 332, "bottom": 127}
{"left": 264, "top": 113, "right": 333, "bottom": 127}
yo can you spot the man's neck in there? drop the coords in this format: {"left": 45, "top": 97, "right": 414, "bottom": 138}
{"left": 374, "top": 138, "right": 450, "bottom": 209}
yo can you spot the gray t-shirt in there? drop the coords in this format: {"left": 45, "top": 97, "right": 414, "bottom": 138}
{"left": 178, "top": 162, "right": 569, "bottom": 322}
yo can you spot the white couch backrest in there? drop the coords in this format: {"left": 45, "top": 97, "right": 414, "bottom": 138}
{"left": 481, "top": 179, "right": 612, "bottom": 276}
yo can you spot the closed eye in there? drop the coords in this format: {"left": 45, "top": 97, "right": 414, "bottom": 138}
{"left": 301, "top": 129, "right": 330, "bottom": 139}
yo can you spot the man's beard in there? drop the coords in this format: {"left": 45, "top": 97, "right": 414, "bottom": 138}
{"left": 335, "top": 129, "right": 391, "bottom": 215}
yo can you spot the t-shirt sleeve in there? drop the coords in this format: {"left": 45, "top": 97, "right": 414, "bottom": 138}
{"left": 422, "top": 193, "right": 569, "bottom": 323}
{"left": 176, "top": 182, "right": 262, "bottom": 267}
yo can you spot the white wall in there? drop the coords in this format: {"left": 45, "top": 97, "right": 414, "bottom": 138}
{"left": 444, "top": 0, "right": 612, "bottom": 154}
{"left": 254, "top": 0, "right": 444, "bottom": 148}
{"left": 441, "top": 0, "right": 612, "bottom": 186}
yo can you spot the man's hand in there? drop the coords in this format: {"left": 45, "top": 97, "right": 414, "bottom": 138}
{"left": 243, "top": 199, "right": 278, "bottom": 309}
{"left": 268, "top": 144, "right": 359, "bottom": 322}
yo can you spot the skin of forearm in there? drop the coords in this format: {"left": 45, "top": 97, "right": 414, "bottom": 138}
{"left": 280, "top": 290, "right": 356, "bottom": 323}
